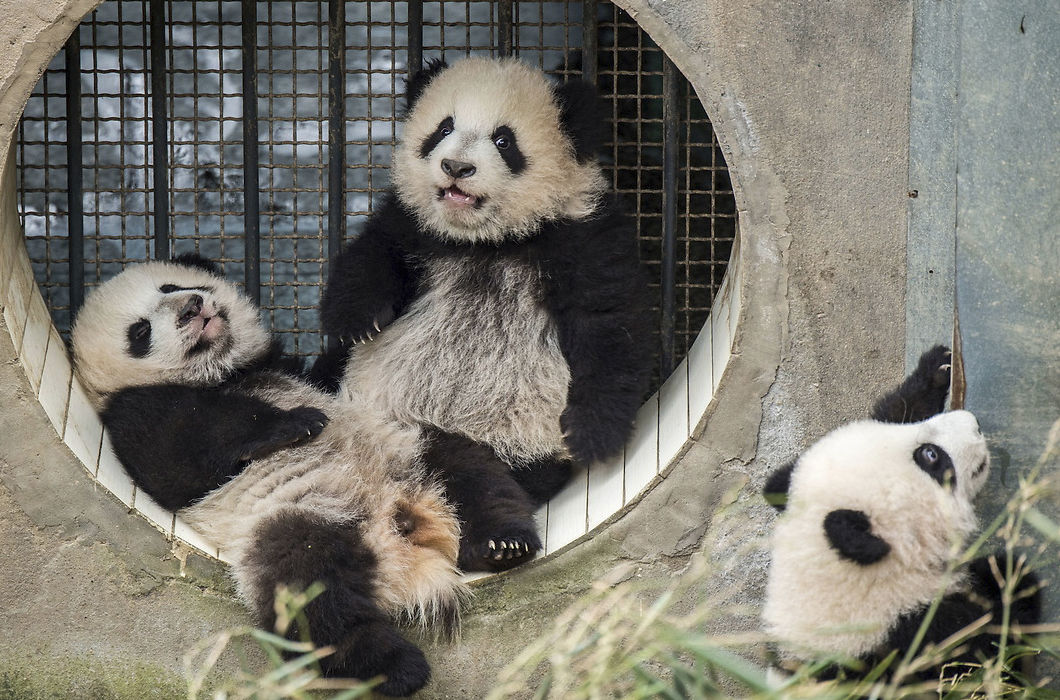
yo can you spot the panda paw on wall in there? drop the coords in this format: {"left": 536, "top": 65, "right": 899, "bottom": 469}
{"left": 762, "top": 346, "right": 1042, "bottom": 685}
{"left": 318, "top": 57, "right": 654, "bottom": 572}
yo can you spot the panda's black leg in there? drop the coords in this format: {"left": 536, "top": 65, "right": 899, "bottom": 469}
{"left": 511, "top": 454, "right": 573, "bottom": 505}
{"left": 242, "top": 509, "right": 430, "bottom": 697}
{"left": 871, "top": 345, "right": 952, "bottom": 424}
{"left": 422, "top": 429, "right": 541, "bottom": 572}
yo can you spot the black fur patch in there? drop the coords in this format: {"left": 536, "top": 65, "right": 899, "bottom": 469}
{"left": 554, "top": 79, "right": 606, "bottom": 162}
{"left": 419, "top": 116, "right": 454, "bottom": 159}
{"left": 126, "top": 319, "right": 151, "bottom": 358}
{"left": 491, "top": 125, "right": 526, "bottom": 174}
{"left": 159, "top": 283, "right": 211, "bottom": 294}
{"left": 171, "top": 252, "right": 223, "bottom": 276}
{"left": 913, "top": 442, "right": 955, "bottom": 487}
{"left": 872, "top": 345, "right": 952, "bottom": 423}
{"left": 404, "top": 58, "right": 448, "bottom": 114}
{"left": 243, "top": 510, "right": 431, "bottom": 695}
{"left": 823, "top": 509, "right": 891, "bottom": 565}
{"left": 763, "top": 461, "right": 796, "bottom": 512}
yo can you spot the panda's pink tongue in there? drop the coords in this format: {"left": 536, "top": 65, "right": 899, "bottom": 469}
{"left": 444, "top": 186, "right": 477, "bottom": 206}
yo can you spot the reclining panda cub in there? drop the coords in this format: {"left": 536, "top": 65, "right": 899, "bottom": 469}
{"left": 71, "top": 254, "right": 464, "bottom": 697}
{"left": 763, "top": 346, "right": 1041, "bottom": 683}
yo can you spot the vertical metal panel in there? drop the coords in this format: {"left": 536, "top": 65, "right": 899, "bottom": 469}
{"left": 241, "top": 0, "right": 260, "bottom": 303}
{"left": 581, "top": 0, "right": 598, "bottom": 84}
{"left": 659, "top": 55, "right": 679, "bottom": 376}
{"left": 497, "top": 0, "right": 513, "bottom": 57}
{"left": 407, "top": 0, "right": 423, "bottom": 74}
{"left": 327, "top": 0, "right": 346, "bottom": 279}
{"left": 148, "top": 0, "right": 169, "bottom": 260}
{"left": 64, "top": 32, "right": 84, "bottom": 314}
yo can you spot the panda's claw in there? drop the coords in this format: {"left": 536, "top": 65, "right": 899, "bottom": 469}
{"left": 373, "top": 319, "right": 381, "bottom": 333}
{"left": 488, "top": 539, "right": 496, "bottom": 551}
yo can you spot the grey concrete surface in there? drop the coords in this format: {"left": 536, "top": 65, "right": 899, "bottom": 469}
{"left": 0, "top": 0, "right": 920, "bottom": 697}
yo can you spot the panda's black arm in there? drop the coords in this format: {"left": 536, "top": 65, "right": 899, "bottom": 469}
{"left": 320, "top": 196, "right": 421, "bottom": 345}
{"left": 102, "top": 385, "right": 327, "bottom": 511}
{"left": 536, "top": 206, "right": 654, "bottom": 465}
{"left": 871, "top": 345, "right": 952, "bottom": 423}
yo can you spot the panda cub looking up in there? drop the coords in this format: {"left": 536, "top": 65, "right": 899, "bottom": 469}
{"left": 319, "top": 58, "right": 652, "bottom": 572}
{"left": 762, "top": 346, "right": 1041, "bottom": 682}
{"left": 71, "top": 254, "right": 464, "bottom": 697}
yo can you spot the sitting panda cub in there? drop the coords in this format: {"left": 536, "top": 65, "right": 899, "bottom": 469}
{"left": 318, "top": 57, "right": 653, "bottom": 572}
{"left": 762, "top": 346, "right": 1041, "bottom": 682}
{"left": 71, "top": 254, "right": 464, "bottom": 697}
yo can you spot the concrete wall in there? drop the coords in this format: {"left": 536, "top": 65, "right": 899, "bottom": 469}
{"left": 0, "top": 0, "right": 915, "bottom": 697}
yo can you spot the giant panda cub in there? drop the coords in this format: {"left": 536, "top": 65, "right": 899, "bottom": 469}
{"left": 319, "top": 57, "right": 653, "bottom": 572}
{"left": 762, "top": 346, "right": 1041, "bottom": 683}
{"left": 71, "top": 254, "right": 464, "bottom": 697}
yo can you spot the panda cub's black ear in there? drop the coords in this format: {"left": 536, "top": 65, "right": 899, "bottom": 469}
{"left": 172, "top": 253, "right": 223, "bottom": 277}
{"left": 554, "top": 79, "right": 606, "bottom": 162}
{"left": 823, "top": 509, "right": 891, "bottom": 565}
{"left": 404, "top": 58, "right": 448, "bottom": 114}
{"left": 763, "top": 461, "right": 796, "bottom": 512}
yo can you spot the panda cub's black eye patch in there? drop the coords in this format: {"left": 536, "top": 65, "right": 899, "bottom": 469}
{"left": 419, "top": 116, "right": 455, "bottom": 158}
{"left": 491, "top": 125, "right": 526, "bottom": 175}
{"left": 914, "top": 442, "right": 956, "bottom": 487}
{"left": 159, "top": 284, "right": 211, "bottom": 294}
{"left": 127, "top": 319, "right": 152, "bottom": 358}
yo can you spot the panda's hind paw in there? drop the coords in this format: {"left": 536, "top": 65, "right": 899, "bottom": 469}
{"left": 460, "top": 525, "right": 541, "bottom": 572}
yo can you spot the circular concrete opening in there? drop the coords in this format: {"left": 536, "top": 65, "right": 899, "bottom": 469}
{"left": 3, "top": 0, "right": 750, "bottom": 573}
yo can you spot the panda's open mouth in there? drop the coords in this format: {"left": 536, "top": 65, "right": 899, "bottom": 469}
{"left": 438, "top": 185, "right": 483, "bottom": 209}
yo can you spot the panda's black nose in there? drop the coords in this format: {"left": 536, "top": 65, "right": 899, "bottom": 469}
{"left": 178, "top": 294, "right": 203, "bottom": 327}
{"left": 441, "top": 158, "right": 476, "bottom": 179}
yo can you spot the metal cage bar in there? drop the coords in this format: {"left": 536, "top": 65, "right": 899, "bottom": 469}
{"left": 581, "top": 0, "right": 598, "bottom": 85}
{"left": 64, "top": 33, "right": 84, "bottom": 315}
{"left": 241, "top": 0, "right": 261, "bottom": 303}
{"left": 408, "top": 1, "right": 423, "bottom": 75}
{"left": 149, "top": 0, "right": 170, "bottom": 260}
{"left": 327, "top": 0, "right": 345, "bottom": 279}
{"left": 660, "top": 54, "right": 678, "bottom": 376}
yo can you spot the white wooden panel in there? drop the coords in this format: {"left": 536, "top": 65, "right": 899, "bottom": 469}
{"left": 96, "top": 430, "right": 135, "bottom": 503}
{"left": 586, "top": 447, "right": 624, "bottom": 530}
{"left": 64, "top": 377, "right": 104, "bottom": 472}
{"left": 174, "top": 516, "right": 220, "bottom": 559}
{"left": 20, "top": 292, "right": 50, "bottom": 393}
{"left": 534, "top": 503, "right": 548, "bottom": 554}
{"left": 658, "top": 357, "right": 689, "bottom": 472}
{"left": 623, "top": 391, "right": 659, "bottom": 503}
{"left": 711, "top": 294, "right": 732, "bottom": 393}
{"left": 133, "top": 488, "right": 175, "bottom": 537}
{"left": 687, "top": 320, "right": 715, "bottom": 428}
{"left": 2, "top": 256, "right": 32, "bottom": 351}
{"left": 544, "top": 464, "right": 588, "bottom": 554}
{"left": 38, "top": 330, "right": 71, "bottom": 434}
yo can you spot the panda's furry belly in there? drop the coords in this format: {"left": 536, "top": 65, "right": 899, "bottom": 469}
{"left": 344, "top": 257, "right": 571, "bottom": 464}
{"left": 180, "top": 376, "right": 463, "bottom": 623}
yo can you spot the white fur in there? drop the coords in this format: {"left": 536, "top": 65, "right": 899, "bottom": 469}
{"left": 71, "top": 261, "right": 466, "bottom": 628}
{"left": 763, "top": 411, "right": 990, "bottom": 659}
{"left": 391, "top": 57, "right": 608, "bottom": 244}
{"left": 342, "top": 257, "right": 572, "bottom": 464}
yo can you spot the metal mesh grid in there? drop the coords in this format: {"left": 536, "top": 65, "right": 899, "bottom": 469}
{"left": 16, "top": 0, "right": 736, "bottom": 390}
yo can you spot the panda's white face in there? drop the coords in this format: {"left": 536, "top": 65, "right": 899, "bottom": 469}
{"left": 71, "top": 260, "right": 270, "bottom": 403}
{"left": 391, "top": 57, "right": 607, "bottom": 244}
{"left": 790, "top": 410, "right": 990, "bottom": 569}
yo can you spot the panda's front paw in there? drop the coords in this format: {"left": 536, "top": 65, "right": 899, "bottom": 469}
{"left": 240, "top": 407, "right": 329, "bottom": 461}
{"left": 913, "top": 345, "right": 952, "bottom": 389}
{"left": 459, "top": 522, "right": 541, "bottom": 572}
{"left": 339, "top": 305, "right": 397, "bottom": 346}
{"left": 323, "top": 622, "right": 430, "bottom": 697}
